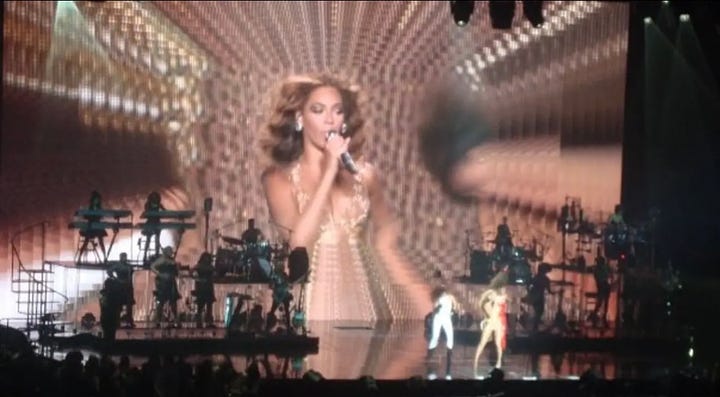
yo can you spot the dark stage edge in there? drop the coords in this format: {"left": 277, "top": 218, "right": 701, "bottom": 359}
{"left": 255, "top": 379, "right": 717, "bottom": 397}
{"left": 46, "top": 330, "right": 318, "bottom": 356}
{"left": 455, "top": 330, "right": 689, "bottom": 355}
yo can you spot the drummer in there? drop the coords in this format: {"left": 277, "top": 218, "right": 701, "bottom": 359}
{"left": 493, "top": 216, "right": 514, "bottom": 263}
{"left": 240, "top": 218, "right": 272, "bottom": 280}
{"left": 241, "top": 218, "right": 264, "bottom": 246}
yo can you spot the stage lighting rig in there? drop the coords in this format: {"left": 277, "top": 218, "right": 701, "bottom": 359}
{"left": 450, "top": 1, "right": 475, "bottom": 27}
{"left": 489, "top": 0, "right": 516, "bottom": 29}
{"left": 523, "top": 1, "right": 545, "bottom": 27}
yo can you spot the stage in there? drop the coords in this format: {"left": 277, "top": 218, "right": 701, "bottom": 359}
{"left": 47, "top": 327, "right": 319, "bottom": 356}
{"left": 42, "top": 319, "right": 690, "bottom": 382}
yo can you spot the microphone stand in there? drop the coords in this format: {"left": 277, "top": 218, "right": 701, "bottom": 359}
{"left": 465, "top": 229, "right": 471, "bottom": 279}
{"left": 204, "top": 210, "right": 210, "bottom": 253}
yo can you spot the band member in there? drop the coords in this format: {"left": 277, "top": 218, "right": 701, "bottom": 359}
{"left": 241, "top": 218, "right": 264, "bottom": 245}
{"left": 79, "top": 191, "right": 107, "bottom": 260}
{"left": 151, "top": 246, "right": 180, "bottom": 327}
{"left": 142, "top": 191, "right": 166, "bottom": 261}
{"left": 524, "top": 262, "right": 554, "bottom": 333}
{"left": 240, "top": 218, "right": 273, "bottom": 281}
{"left": 608, "top": 204, "right": 625, "bottom": 225}
{"left": 106, "top": 252, "right": 135, "bottom": 328}
{"left": 99, "top": 277, "right": 123, "bottom": 341}
{"left": 192, "top": 252, "right": 216, "bottom": 328}
{"left": 591, "top": 249, "right": 612, "bottom": 327}
{"left": 266, "top": 271, "right": 293, "bottom": 332}
{"left": 426, "top": 271, "right": 457, "bottom": 380}
{"left": 494, "top": 216, "right": 513, "bottom": 262}
{"left": 605, "top": 204, "right": 630, "bottom": 260}
{"left": 474, "top": 271, "right": 508, "bottom": 375}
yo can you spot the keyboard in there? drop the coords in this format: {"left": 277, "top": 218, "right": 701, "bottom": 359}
{"left": 74, "top": 209, "right": 132, "bottom": 218}
{"left": 68, "top": 221, "right": 134, "bottom": 230}
{"left": 135, "top": 222, "right": 197, "bottom": 231}
{"left": 141, "top": 210, "right": 196, "bottom": 219}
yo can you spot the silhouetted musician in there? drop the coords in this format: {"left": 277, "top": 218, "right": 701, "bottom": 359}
{"left": 82, "top": 191, "right": 107, "bottom": 258}
{"left": 494, "top": 216, "right": 513, "bottom": 262}
{"left": 241, "top": 218, "right": 264, "bottom": 245}
{"left": 69, "top": 191, "right": 132, "bottom": 263}
{"left": 141, "top": 191, "right": 166, "bottom": 261}
{"left": 192, "top": 252, "right": 216, "bottom": 328}
{"left": 106, "top": 252, "right": 135, "bottom": 328}
{"left": 151, "top": 246, "right": 180, "bottom": 327}
{"left": 137, "top": 192, "right": 197, "bottom": 262}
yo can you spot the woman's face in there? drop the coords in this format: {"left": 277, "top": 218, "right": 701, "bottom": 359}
{"left": 298, "top": 85, "right": 345, "bottom": 150}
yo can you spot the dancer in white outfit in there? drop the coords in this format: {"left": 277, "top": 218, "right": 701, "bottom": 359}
{"left": 426, "top": 271, "right": 457, "bottom": 380}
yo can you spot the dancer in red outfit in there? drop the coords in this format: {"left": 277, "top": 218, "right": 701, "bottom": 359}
{"left": 499, "top": 299, "right": 507, "bottom": 350}
{"left": 473, "top": 271, "right": 509, "bottom": 376}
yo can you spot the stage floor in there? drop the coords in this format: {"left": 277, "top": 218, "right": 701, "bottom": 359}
{"left": 299, "top": 320, "right": 688, "bottom": 380}
{"left": 54, "top": 319, "right": 689, "bottom": 381}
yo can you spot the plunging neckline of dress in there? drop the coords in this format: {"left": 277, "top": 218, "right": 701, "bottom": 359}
{"left": 291, "top": 162, "right": 368, "bottom": 232}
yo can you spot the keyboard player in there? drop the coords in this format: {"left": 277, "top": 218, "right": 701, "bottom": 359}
{"left": 137, "top": 192, "right": 197, "bottom": 263}
{"left": 70, "top": 191, "right": 132, "bottom": 263}
{"left": 80, "top": 191, "right": 108, "bottom": 260}
{"left": 141, "top": 191, "right": 166, "bottom": 261}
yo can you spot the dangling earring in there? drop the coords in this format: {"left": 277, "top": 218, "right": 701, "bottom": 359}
{"left": 341, "top": 123, "right": 347, "bottom": 135}
{"left": 295, "top": 119, "right": 303, "bottom": 132}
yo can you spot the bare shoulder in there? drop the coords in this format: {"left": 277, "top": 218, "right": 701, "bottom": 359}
{"left": 358, "top": 161, "right": 382, "bottom": 190}
{"left": 262, "top": 165, "right": 292, "bottom": 191}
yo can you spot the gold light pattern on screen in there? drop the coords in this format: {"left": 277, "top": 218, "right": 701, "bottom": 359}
{"left": 148, "top": 1, "right": 628, "bottom": 296}
{"left": 2, "top": 2, "right": 628, "bottom": 322}
{"left": 3, "top": 1, "right": 210, "bottom": 169}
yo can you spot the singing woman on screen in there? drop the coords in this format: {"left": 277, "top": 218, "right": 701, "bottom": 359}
{"left": 260, "top": 74, "right": 431, "bottom": 324}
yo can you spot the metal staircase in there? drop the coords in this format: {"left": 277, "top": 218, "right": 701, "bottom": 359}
{"left": 10, "top": 222, "right": 69, "bottom": 356}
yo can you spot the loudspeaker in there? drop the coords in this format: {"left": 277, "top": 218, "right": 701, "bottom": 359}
{"left": 288, "top": 247, "right": 309, "bottom": 283}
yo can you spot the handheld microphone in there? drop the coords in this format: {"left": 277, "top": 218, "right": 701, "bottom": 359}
{"left": 327, "top": 130, "right": 359, "bottom": 174}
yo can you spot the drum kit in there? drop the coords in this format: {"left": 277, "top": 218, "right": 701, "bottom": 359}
{"left": 212, "top": 232, "right": 310, "bottom": 335}
{"left": 214, "top": 235, "right": 290, "bottom": 282}
{"left": 467, "top": 229, "right": 538, "bottom": 285}
{"left": 468, "top": 203, "right": 652, "bottom": 282}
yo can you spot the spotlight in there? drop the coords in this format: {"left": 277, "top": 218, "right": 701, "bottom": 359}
{"left": 522, "top": 1, "right": 544, "bottom": 27}
{"left": 489, "top": 0, "right": 516, "bottom": 30}
{"left": 450, "top": 1, "right": 475, "bottom": 26}
{"left": 679, "top": 14, "right": 690, "bottom": 22}
{"left": 288, "top": 247, "right": 309, "bottom": 283}
{"left": 644, "top": 17, "right": 653, "bottom": 25}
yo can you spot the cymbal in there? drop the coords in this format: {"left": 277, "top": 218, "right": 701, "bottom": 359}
{"left": 551, "top": 280, "right": 575, "bottom": 286}
{"left": 222, "top": 236, "right": 244, "bottom": 245}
